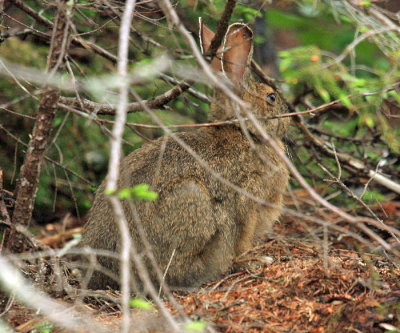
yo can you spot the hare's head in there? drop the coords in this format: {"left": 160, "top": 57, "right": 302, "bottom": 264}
{"left": 200, "top": 20, "right": 290, "bottom": 138}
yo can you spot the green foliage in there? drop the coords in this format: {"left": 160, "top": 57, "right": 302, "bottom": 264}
{"left": 360, "top": 1, "right": 372, "bottom": 7}
{"left": 361, "top": 190, "right": 387, "bottom": 203}
{"left": 269, "top": 2, "right": 400, "bottom": 160}
{"left": 235, "top": 5, "right": 262, "bottom": 22}
{"left": 322, "top": 119, "right": 358, "bottom": 137}
{"left": 129, "top": 297, "right": 154, "bottom": 310}
{"left": 118, "top": 184, "right": 158, "bottom": 201}
{"left": 279, "top": 44, "right": 399, "bottom": 153}
{"left": 32, "top": 321, "right": 55, "bottom": 333}
{"left": 104, "top": 188, "right": 115, "bottom": 195}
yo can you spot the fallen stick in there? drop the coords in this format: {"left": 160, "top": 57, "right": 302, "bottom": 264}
{"left": 40, "top": 227, "right": 83, "bottom": 247}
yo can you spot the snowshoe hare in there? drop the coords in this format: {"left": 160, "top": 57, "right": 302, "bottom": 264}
{"left": 81, "top": 21, "right": 290, "bottom": 290}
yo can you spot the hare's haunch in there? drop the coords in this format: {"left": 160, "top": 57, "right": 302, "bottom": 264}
{"left": 81, "top": 21, "right": 290, "bottom": 290}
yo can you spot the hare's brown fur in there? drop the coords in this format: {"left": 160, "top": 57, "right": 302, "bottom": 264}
{"left": 81, "top": 22, "right": 290, "bottom": 290}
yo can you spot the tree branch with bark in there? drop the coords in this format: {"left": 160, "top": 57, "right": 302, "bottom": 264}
{"left": 8, "top": 0, "right": 75, "bottom": 253}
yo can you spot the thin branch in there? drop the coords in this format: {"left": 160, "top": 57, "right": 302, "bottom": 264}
{"left": 204, "top": 0, "right": 238, "bottom": 58}
{"left": 368, "top": 4, "right": 400, "bottom": 35}
{"left": 58, "top": 80, "right": 191, "bottom": 115}
{"left": 58, "top": 97, "right": 340, "bottom": 129}
{"left": 334, "top": 26, "right": 400, "bottom": 64}
{"left": 158, "top": 0, "right": 248, "bottom": 111}
{"left": 106, "top": 1, "right": 137, "bottom": 332}
{"left": 159, "top": 73, "right": 210, "bottom": 103}
{"left": 9, "top": 0, "right": 54, "bottom": 28}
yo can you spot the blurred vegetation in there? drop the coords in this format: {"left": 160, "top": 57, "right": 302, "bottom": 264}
{"left": 0, "top": 0, "right": 398, "bottom": 225}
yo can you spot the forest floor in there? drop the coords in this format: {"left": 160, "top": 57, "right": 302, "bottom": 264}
{"left": 2, "top": 190, "right": 400, "bottom": 332}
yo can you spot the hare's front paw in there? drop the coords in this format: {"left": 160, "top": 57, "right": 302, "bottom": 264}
{"left": 233, "top": 255, "right": 274, "bottom": 274}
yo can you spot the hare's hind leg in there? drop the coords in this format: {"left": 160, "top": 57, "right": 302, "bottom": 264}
{"left": 151, "top": 179, "right": 235, "bottom": 287}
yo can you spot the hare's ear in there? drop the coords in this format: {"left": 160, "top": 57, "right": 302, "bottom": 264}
{"left": 199, "top": 18, "right": 222, "bottom": 72}
{"left": 222, "top": 23, "right": 253, "bottom": 83}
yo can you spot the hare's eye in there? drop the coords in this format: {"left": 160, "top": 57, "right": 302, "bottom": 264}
{"left": 266, "top": 93, "right": 276, "bottom": 104}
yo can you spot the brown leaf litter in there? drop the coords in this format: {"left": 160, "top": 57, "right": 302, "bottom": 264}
{"left": 165, "top": 238, "right": 400, "bottom": 332}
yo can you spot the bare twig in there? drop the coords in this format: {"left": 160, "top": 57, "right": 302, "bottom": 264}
{"left": 93, "top": 0, "right": 183, "bottom": 331}
{"left": 334, "top": 26, "right": 400, "bottom": 64}
{"left": 204, "top": 0, "right": 237, "bottom": 58}
{"left": 58, "top": 98, "right": 340, "bottom": 130}
{"left": 105, "top": 1, "right": 138, "bottom": 332}
{"left": 318, "top": 161, "right": 400, "bottom": 245}
{"left": 40, "top": 227, "right": 83, "bottom": 247}
{"left": 158, "top": 73, "right": 210, "bottom": 103}
{"left": 9, "top": 0, "right": 53, "bottom": 28}
{"left": 58, "top": 80, "right": 191, "bottom": 115}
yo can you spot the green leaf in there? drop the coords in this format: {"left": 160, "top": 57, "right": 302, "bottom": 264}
{"left": 117, "top": 184, "right": 158, "bottom": 201}
{"left": 363, "top": 114, "right": 375, "bottom": 127}
{"left": 105, "top": 188, "right": 115, "bottom": 195}
{"left": 32, "top": 321, "right": 55, "bottom": 333}
{"left": 80, "top": 8, "right": 96, "bottom": 18}
{"left": 87, "top": 185, "right": 97, "bottom": 192}
{"left": 339, "top": 93, "right": 352, "bottom": 109}
{"left": 129, "top": 298, "right": 153, "bottom": 310}
{"left": 279, "top": 58, "right": 292, "bottom": 72}
{"left": 254, "top": 36, "right": 265, "bottom": 45}
{"left": 53, "top": 117, "right": 63, "bottom": 127}
{"left": 361, "top": 190, "right": 386, "bottom": 202}
{"left": 316, "top": 87, "right": 330, "bottom": 102}
{"left": 339, "top": 14, "right": 354, "bottom": 24}
{"left": 82, "top": 199, "right": 92, "bottom": 209}
{"left": 184, "top": 320, "right": 206, "bottom": 332}
{"left": 236, "top": 6, "right": 262, "bottom": 19}
{"left": 131, "top": 184, "right": 158, "bottom": 201}
{"left": 361, "top": 1, "right": 371, "bottom": 7}
{"left": 118, "top": 188, "right": 133, "bottom": 199}
{"left": 388, "top": 90, "right": 400, "bottom": 104}
{"left": 279, "top": 50, "right": 290, "bottom": 58}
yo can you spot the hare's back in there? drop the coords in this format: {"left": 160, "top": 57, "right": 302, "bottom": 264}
{"left": 118, "top": 127, "right": 241, "bottom": 190}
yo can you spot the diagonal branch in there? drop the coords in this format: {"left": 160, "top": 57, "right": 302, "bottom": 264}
{"left": 204, "top": 0, "right": 238, "bottom": 59}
